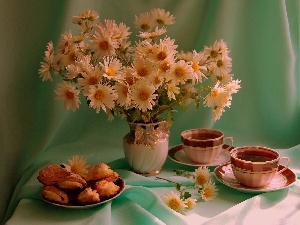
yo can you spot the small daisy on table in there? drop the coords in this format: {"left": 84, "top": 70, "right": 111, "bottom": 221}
{"left": 158, "top": 166, "right": 219, "bottom": 214}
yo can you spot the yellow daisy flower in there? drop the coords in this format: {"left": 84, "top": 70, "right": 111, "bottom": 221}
{"left": 54, "top": 81, "right": 81, "bottom": 111}
{"left": 64, "top": 155, "right": 89, "bottom": 177}
{"left": 161, "top": 191, "right": 187, "bottom": 213}
{"left": 185, "top": 198, "right": 197, "bottom": 209}
{"left": 200, "top": 180, "right": 219, "bottom": 201}
{"left": 193, "top": 166, "right": 212, "bottom": 187}
{"left": 130, "top": 80, "right": 157, "bottom": 112}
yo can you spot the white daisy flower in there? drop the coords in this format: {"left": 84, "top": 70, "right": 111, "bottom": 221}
{"left": 60, "top": 45, "right": 81, "bottom": 68}
{"left": 72, "top": 9, "right": 99, "bottom": 25}
{"left": 65, "top": 55, "right": 95, "bottom": 80}
{"left": 190, "top": 51, "right": 207, "bottom": 83}
{"left": 200, "top": 180, "right": 219, "bottom": 201}
{"left": 168, "top": 60, "right": 194, "bottom": 85}
{"left": 138, "top": 26, "right": 167, "bottom": 39}
{"left": 157, "top": 57, "right": 174, "bottom": 75}
{"left": 203, "top": 82, "right": 230, "bottom": 108}
{"left": 102, "top": 20, "right": 130, "bottom": 42}
{"left": 185, "top": 198, "right": 197, "bottom": 209}
{"left": 151, "top": 72, "right": 165, "bottom": 88}
{"left": 133, "top": 39, "right": 153, "bottom": 60}
{"left": 134, "top": 12, "right": 156, "bottom": 31}
{"left": 77, "top": 65, "right": 102, "bottom": 96}
{"left": 212, "top": 55, "right": 232, "bottom": 77}
{"left": 193, "top": 166, "right": 212, "bottom": 187}
{"left": 58, "top": 31, "right": 73, "bottom": 54}
{"left": 114, "top": 82, "right": 131, "bottom": 107}
{"left": 225, "top": 79, "right": 241, "bottom": 94}
{"left": 215, "top": 73, "right": 233, "bottom": 85}
{"left": 114, "top": 22, "right": 131, "bottom": 41}
{"left": 87, "top": 84, "right": 117, "bottom": 113}
{"left": 161, "top": 191, "right": 187, "bottom": 213}
{"left": 167, "top": 82, "right": 180, "bottom": 100}
{"left": 44, "top": 41, "right": 55, "bottom": 62}
{"left": 212, "top": 105, "right": 226, "bottom": 121}
{"left": 132, "top": 58, "right": 156, "bottom": 79}
{"left": 213, "top": 39, "right": 229, "bottom": 55}
{"left": 90, "top": 28, "right": 118, "bottom": 58}
{"left": 65, "top": 64, "right": 81, "bottom": 80}
{"left": 100, "top": 57, "right": 123, "bottom": 80}
{"left": 149, "top": 38, "right": 177, "bottom": 63}
{"left": 130, "top": 80, "right": 157, "bottom": 112}
{"left": 63, "top": 155, "right": 89, "bottom": 177}
{"left": 38, "top": 60, "right": 52, "bottom": 81}
{"left": 54, "top": 81, "right": 81, "bottom": 111}
{"left": 150, "top": 8, "right": 175, "bottom": 25}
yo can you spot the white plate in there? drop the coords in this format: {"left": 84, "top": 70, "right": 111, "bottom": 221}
{"left": 214, "top": 163, "right": 297, "bottom": 194}
{"left": 42, "top": 178, "right": 125, "bottom": 208}
{"left": 168, "top": 144, "right": 232, "bottom": 167}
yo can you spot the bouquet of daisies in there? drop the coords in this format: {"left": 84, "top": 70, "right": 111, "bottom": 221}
{"left": 39, "top": 8, "right": 240, "bottom": 123}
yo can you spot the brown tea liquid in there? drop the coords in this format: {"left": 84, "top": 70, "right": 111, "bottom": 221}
{"left": 239, "top": 155, "right": 273, "bottom": 162}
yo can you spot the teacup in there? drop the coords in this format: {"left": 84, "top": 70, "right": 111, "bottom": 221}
{"left": 181, "top": 128, "right": 233, "bottom": 164}
{"left": 230, "top": 146, "right": 289, "bottom": 188}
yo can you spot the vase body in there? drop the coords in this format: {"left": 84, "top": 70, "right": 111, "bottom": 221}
{"left": 123, "top": 121, "right": 170, "bottom": 176}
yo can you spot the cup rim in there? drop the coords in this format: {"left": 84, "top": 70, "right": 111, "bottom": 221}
{"left": 230, "top": 146, "right": 279, "bottom": 164}
{"left": 181, "top": 128, "right": 224, "bottom": 142}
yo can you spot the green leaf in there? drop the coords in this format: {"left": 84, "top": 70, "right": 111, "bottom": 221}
{"left": 183, "top": 192, "right": 192, "bottom": 199}
{"left": 174, "top": 183, "right": 181, "bottom": 191}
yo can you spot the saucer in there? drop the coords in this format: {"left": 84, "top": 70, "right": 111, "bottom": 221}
{"left": 214, "top": 163, "right": 297, "bottom": 194}
{"left": 168, "top": 144, "right": 232, "bottom": 167}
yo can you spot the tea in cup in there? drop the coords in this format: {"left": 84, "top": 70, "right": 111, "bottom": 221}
{"left": 230, "top": 146, "right": 289, "bottom": 188}
{"left": 181, "top": 128, "right": 233, "bottom": 164}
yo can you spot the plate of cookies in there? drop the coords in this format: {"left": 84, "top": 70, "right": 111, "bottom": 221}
{"left": 37, "top": 156, "right": 125, "bottom": 208}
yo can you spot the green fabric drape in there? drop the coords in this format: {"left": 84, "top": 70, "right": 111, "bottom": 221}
{"left": 1, "top": 0, "right": 299, "bottom": 224}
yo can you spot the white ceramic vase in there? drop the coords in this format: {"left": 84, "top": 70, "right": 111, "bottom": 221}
{"left": 123, "top": 121, "right": 170, "bottom": 176}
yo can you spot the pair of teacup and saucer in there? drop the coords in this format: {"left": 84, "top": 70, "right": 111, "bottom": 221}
{"left": 168, "top": 128, "right": 296, "bottom": 193}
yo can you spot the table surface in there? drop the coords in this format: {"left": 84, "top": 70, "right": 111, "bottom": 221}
{"left": 4, "top": 144, "right": 300, "bottom": 225}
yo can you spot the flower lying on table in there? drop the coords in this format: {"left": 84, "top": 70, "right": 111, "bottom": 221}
{"left": 62, "top": 155, "right": 90, "bottom": 177}
{"left": 38, "top": 8, "right": 241, "bottom": 124}
{"left": 157, "top": 166, "right": 218, "bottom": 214}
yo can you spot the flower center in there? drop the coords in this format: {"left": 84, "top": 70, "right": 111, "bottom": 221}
{"left": 203, "top": 187, "right": 213, "bottom": 198}
{"left": 211, "top": 90, "right": 219, "bottom": 98}
{"left": 94, "top": 90, "right": 104, "bottom": 100}
{"left": 137, "top": 67, "right": 148, "bottom": 77}
{"left": 141, "top": 24, "right": 150, "bottom": 31}
{"left": 99, "top": 41, "right": 109, "bottom": 50}
{"left": 139, "top": 90, "right": 149, "bottom": 101}
{"left": 157, "top": 51, "right": 167, "bottom": 61}
{"left": 196, "top": 174, "right": 207, "bottom": 186}
{"left": 169, "top": 199, "right": 180, "bottom": 211}
{"left": 65, "top": 90, "right": 74, "bottom": 99}
{"left": 192, "top": 62, "right": 199, "bottom": 72}
{"left": 125, "top": 76, "right": 135, "bottom": 85}
{"left": 69, "top": 52, "right": 76, "bottom": 62}
{"left": 210, "top": 50, "right": 218, "bottom": 58}
{"left": 156, "top": 19, "right": 164, "bottom": 24}
{"left": 217, "top": 60, "right": 223, "bottom": 67}
{"left": 89, "top": 76, "right": 98, "bottom": 85}
{"left": 107, "top": 67, "right": 115, "bottom": 76}
{"left": 175, "top": 67, "right": 185, "bottom": 78}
